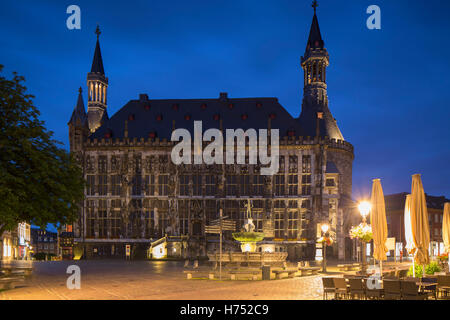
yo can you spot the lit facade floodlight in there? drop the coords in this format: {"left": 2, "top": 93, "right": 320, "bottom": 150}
{"left": 321, "top": 223, "right": 329, "bottom": 233}
{"left": 358, "top": 201, "right": 371, "bottom": 222}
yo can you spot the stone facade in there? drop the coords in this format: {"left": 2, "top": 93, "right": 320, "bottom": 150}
{"left": 68, "top": 9, "right": 354, "bottom": 260}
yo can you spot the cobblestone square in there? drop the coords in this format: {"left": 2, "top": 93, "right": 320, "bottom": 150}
{"left": 0, "top": 260, "right": 326, "bottom": 300}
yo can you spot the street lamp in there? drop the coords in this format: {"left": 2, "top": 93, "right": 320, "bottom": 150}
{"left": 358, "top": 201, "right": 371, "bottom": 275}
{"left": 358, "top": 201, "right": 371, "bottom": 224}
{"left": 321, "top": 223, "right": 330, "bottom": 273}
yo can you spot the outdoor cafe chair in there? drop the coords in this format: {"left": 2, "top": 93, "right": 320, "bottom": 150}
{"left": 398, "top": 269, "right": 409, "bottom": 279}
{"left": 322, "top": 277, "right": 335, "bottom": 300}
{"left": 437, "top": 276, "right": 450, "bottom": 298}
{"left": 349, "top": 278, "right": 366, "bottom": 300}
{"left": 333, "top": 277, "right": 350, "bottom": 300}
{"left": 362, "top": 277, "right": 383, "bottom": 300}
{"left": 401, "top": 281, "right": 430, "bottom": 300}
{"left": 383, "top": 280, "right": 402, "bottom": 300}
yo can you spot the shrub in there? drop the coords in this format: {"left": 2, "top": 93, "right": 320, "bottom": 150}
{"left": 407, "top": 261, "right": 441, "bottom": 277}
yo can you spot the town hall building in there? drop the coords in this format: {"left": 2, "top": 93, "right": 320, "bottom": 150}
{"left": 68, "top": 5, "right": 354, "bottom": 260}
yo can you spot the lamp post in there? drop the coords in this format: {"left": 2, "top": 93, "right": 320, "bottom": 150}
{"left": 321, "top": 223, "right": 330, "bottom": 273}
{"left": 358, "top": 201, "right": 371, "bottom": 275}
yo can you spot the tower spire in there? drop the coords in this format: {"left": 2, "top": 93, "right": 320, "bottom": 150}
{"left": 95, "top": 25, "right": 101, "bottom": 40}
{"left": 87, "top": 25, "right": 108, "bottom": 133}
{"left": 298, "top": 2, "right": 344, "bottom": 141}
{"left": 312, "top": 0, "right": 318, "bottom": 14}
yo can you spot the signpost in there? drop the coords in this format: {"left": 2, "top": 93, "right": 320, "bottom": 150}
{"left": 205, "top": 209, "right": 236, "bottom": 280}
{"left": 125, "top": 244, "right": 131, "bottom": 260}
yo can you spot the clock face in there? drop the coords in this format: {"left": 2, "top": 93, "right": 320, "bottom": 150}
{"left": 315, "top": 40, "right": 320, "bottom": 47}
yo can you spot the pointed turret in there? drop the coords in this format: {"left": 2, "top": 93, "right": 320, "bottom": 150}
{"left": 305, "top": 3, "right": 324, "bottom": 53}
{"left": 68, "top": 87, "right": 87, "bottom": 126}
{"left": 91, "top": 26, "right": 105, "bottom": 74}
{"left": 68, "top": 87, "right": 89, "bottom": 152}
{"left": 298, "top": 1, "right": 344, "bottom": 141}
{"left": 87, "top": 25, "right": 108, "bottom": 133}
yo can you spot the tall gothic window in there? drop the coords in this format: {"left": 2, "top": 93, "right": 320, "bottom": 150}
{"left": 98, "top": 156, "right": 107, "bottom": 173}
{"left": 97, "top": 175, "right": 108, "bottom": 196}
{"left": 253, "top": 175, "right": 264, "bottom": 196}
{"left": 274, "top": 174, "right": 285, "bottom": 196}
{"left": 240, "top": 174, "right": 250, "bottom": 196}
{"left": 110, "top": 199, "right": 121, "bottom": 238}
{"left": 98, "top": 200, "right": 108, "bottom": 238}
{"left": 226, "top": 175, "right": 237, "bottom": 197}
{"left": 86, "top": 175, "right": 96, "bottom": 196}
{"left": 287, "top": 210, "right": 298, "bottom": 239}
{"left": 111, "top": 175, "right": 121, "bottom": 196}
{"left": 192, "top": 174, "right": 202, "bottom": 196}
{"left": 179, "top": 175, "right": 189, "bottom": 196}
{"left": 179, "top": 200, "right": 189, "bottom": 236}
{"left": 86, "top": 200, "right": 95, "bottom": 238}
{"left": 145, "top": 175, "right": 155, "bottom": 196}
{"left": 158, "top": 175, "right": 169, "bottom": 196}
{"left": 301, "top": 155, "right": 312, "bottom": 195}
{"left": 205, "top": 175, "right": 216, "bottom": 196}
{"left": 132, "top": 175, "right": 142, "bottom": 196}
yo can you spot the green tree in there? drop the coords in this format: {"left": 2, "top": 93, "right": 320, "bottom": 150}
{"left": 0, "top": 65, "right": 85, "bottom": 236}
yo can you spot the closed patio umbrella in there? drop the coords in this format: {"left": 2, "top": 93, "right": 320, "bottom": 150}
{"left": 410, "top": 174, "right": 430, "bottom": 274}
{"left": 370, "top": 179, "right": 388, "bottom": 277}
{"left": 404, "top": 194, "right": 417, "bottom": 276}
{"left": 443, "top": 203, "right": 450, "bottom": 272}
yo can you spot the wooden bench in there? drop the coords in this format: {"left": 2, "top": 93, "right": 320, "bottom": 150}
{"left": 337, "top": 264, "right": 355, "bottom": 271}
{"left": 1, "top": 267, "right": 33, "bottom": 277}
{"left": 298, "top": 267, "right": 321, "bottom": 276}
{"left": 229, "top": 270, "right": 260, "bottom": 280}
{"left": 183, "top": 270, "right": 215, "bottom": 280}
{"left": 0, "top": 277, "right": 25, "bottom": 290}
{"left": 272, "top": 268, "right": 298, "bottom": 279}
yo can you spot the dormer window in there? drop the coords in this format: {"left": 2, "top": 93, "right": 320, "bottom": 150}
{"left": 128, "top": 114, "right": 135, "bottom": 121}
{"left": 156, "top": 114, "right": 163, "bottom": 121}
{"left": 184, "top": 114, "right": 191, "bottom": 120}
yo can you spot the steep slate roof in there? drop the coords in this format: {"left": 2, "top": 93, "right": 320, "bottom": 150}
{"left": 297, "top": 107, "right": 344, "bottom": 141}
{"left": 90, "top": 38, "right": 105, "bottom": 74}
{"left": 305, "top": 12, "right": 324, "bottom": 53}
{"left": 90, "top": 95, "right": 305, "bottom": 140}
{"left": 68, "top": 88, "right": 87, "bottom": 125}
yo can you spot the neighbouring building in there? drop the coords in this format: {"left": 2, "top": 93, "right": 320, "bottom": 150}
{"left": 385, "top": 192, "right": 450, "bottom": 258}
{"left": 68, "top": 5, "right": 354, "bottom": 260}
{"left": 59, "top": 225, "right": 75, "bottom": 260}
{"left": 30, "top": 228, "right": 59, "bottom": 258}
{"left": 0, "top": 223, "right": 31, "bottom": 261}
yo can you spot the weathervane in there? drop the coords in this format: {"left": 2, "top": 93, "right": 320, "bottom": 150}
{"left": 95, "top": 25, "right": 101, "bottom": 39}
{"left": 312, "top": 0, "right": 318, "bottom": 14}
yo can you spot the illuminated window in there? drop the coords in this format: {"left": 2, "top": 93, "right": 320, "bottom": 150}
{"left": 158, "top": 175, "right": 169, "bottom": 196}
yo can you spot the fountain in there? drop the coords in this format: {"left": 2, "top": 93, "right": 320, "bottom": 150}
{"left": 207, "top": 199, "right": 288, "bottom": 267}
{"left": 232, "top": 200, "right": 265, "bottom": 252}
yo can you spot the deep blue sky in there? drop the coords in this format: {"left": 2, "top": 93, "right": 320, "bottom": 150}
{"left": 1, "top": 0, "right": 449, "bottom": 203}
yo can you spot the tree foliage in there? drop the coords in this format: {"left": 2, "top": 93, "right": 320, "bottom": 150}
{"left": 0, "top": 65, "right": 85, "bottom": 234}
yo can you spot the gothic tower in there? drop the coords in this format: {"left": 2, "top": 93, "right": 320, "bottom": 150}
{"left": 87, "top": 25, "right": 108, "bottom": 133}
{"left": 68, "top": 87, "right": 89, "bottom": 152}
{"left": 298, "top": 2, "right": 344, "bottom": 141}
